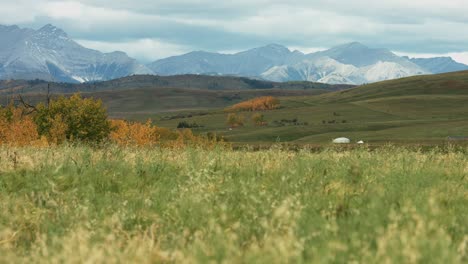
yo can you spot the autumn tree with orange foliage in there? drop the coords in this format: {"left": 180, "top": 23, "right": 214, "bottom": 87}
{"left": 110, "top": 119, "right": 227, "bottom": 149}
{"left": 0, "top": 105, "right": 46, "bottom": 147}
{"left": 110, "top": 119, "right": 159, "bottom": 147}
{"left": 225, "top": 96, "right": 280, "bottom": 112}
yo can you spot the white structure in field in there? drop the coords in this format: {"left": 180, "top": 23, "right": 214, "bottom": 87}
{"left": 357, "top": 140, "right": 364, "bottom": 144}
{"left": 332, "top": 137, "right": 351, "bottom": 144}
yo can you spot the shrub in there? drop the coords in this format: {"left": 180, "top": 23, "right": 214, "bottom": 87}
{"left": 34, "top": 94, "right": 111, "bottom": 143}
{"left": 206, "top": 132, "right": 226, "bottom": 142}
{"left": 160, "top": 128, "right": 228, "bottom": 149}
{"left": 110, "top": 119, "right": 159, "bottom": 147}
{"left": 110, "top": 119, "right": 226, "bottom": 149}
{"left": 252, "top": 113, "right": 267, "bottom": 126}
{"left": 272, "top": 118, "right": 306, "bottom": 127}
{"left": 177, "top": 121, "right": 190, "bottom": 128}
{"left": 226, "top": 113, "right": 245, "bottom": 128}
{"left": 177, "top": 121, "right": 203, "bottom": 129}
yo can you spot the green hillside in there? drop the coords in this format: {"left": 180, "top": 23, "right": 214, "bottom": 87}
{"left": 311, "top": 71, "right": 468, "bottom": 103}
{"left": 0, "top": 88, "right": 328, "bottom": 119}
{"left": 0, "top": 75, "right": 349, "bottom": 118}
{"left": 148, "top": 71, "right": 468, "bottom": 144}
{"left": 0, "top": 74, "right": 352, "bottom": 94}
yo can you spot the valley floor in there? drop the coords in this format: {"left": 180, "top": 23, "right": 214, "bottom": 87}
{"left": 0, "top": 145, "right": 466, "bottom": 263}
{"left": 148, "top": 95, "right": 468, "bottom": 144}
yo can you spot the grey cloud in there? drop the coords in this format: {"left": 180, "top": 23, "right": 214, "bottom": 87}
{"left": 88, "top": 0, "right": 468, "bottom": 25}
{"left": 1, "top": 0, "right": 467, "bottom": 60}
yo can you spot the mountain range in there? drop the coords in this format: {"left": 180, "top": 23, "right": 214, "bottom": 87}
{"left": 150, "top": 42, "right": 468, "bottom": 84}
{"left": 1, "top": 24, "right": 467, "bottom": 85}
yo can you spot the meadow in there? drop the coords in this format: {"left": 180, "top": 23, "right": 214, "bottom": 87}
{"left": 0, "top": 145, "right": 466, "bottom": 263}
{"left": 143, "top": 72, "right": 468, "bottom": 144}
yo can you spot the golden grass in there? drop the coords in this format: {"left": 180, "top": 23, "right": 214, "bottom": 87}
{"left": 0, "top": 145, "right": 466, "bottom": 263}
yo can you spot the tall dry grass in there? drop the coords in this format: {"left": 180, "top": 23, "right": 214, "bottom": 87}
{"left": 0, "top": 145, "right": 466, "bottom": 263}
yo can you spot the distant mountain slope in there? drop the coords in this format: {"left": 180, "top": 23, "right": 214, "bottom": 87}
{"left": 0, "top": 24, "right": 151, "bottom": 83}
{"left": 409, "top": 57, "right": 468, "bottom": 74}
{"left": 260, "top": 56, "right": 427, "bottom": 84}
{"left": 147, "top": 44, "right": 304, "bottom": 77}
{"left": 0, "top": 74, "right": 353, "bottom": 95}
{"left": 261, "top": 57, "right": 362, "bottom": 84}
{"left": 148, "top": 42, "right": 436, "bottom": 85}
{"left": 309, "top": 42, "right": 416, "bottom": 68}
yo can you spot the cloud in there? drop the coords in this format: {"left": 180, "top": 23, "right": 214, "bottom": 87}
{"left": 75, "top": 38, "right": 191, "bottom": 62}
{"left": 450, "top": 53, "right": 468, "bottom": 65}
{"left": 0, "top": 0, "right": 46, "bottom": 24}
{"left": 0, "top": 0, "right": 467, "bottom": 62}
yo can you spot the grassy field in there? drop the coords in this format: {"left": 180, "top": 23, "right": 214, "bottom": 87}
{"left": 147, "top": 72, "right": 468, "bottom": 144}
{"left": 1, "top": 88, "right": 329, "bottom": 119}
{"left": 0, "top": 145, "right": 466, "bottom": 263}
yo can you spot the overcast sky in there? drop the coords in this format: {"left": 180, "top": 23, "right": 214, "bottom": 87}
{"left": 1, "top": 0, "right": 468, "bottom": 63}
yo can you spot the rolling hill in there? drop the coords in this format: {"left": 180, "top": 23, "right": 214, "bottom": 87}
{"left": 0, "top": 74, "right": 352, "bottom": 94}
{"left": 0, "top": 74, "right": 352, "bottom": 116}
{"left": 146, "top": 71, "right": 468, "bottom": 144}
{"left": 308, "top": 70, "right": 468, "bottom": 103}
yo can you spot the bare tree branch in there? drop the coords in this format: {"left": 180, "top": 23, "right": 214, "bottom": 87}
{"left": 16, "top": 94, "right": 38, "bottom": 116}
{"left": 47, "top": 83, "right": 51, "bottom": 109}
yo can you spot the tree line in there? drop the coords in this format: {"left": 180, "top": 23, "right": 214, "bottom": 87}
{"left": 0, "top": 94, "right": 225, "bottom": 148}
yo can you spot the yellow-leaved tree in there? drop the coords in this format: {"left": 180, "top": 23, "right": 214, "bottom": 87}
{"left": 34, "top": 94, "right": 111, "bottom": 143}
{"left": 225, "top": 96, "right": 280, "bottom": 112}
{"left": 110, "top": 119, "right": 159, "bottom": 146}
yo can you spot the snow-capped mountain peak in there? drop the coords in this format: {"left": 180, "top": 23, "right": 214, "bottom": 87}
{"left": 0, "top": 24, "right": 151, "bottom": 83}
{"left": 262, "top": 54, "right": 430, "bottom": 85}
{"left": 254, "top": 43, "right": 291, "bottom": 54}
{"left": 38, "top": 24, "right": 68, "bottom": 37}
{"left": 361, "top": 61, "right": 427, "bottom": 82}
